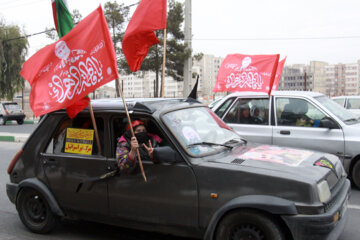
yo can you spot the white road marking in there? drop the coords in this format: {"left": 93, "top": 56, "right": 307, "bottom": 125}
{"left": 348, "top": 204, "right": 360, "bottom": 210}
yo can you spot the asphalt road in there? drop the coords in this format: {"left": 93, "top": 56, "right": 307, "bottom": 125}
{"left": 0, "top": 122, "right": 38, "bottom": 134}
{"left": 1, "top": 141, "right": 360, "bottom": 239}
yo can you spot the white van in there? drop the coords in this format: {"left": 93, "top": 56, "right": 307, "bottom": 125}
{"left": 212, "top": 91, "right": 360, "bottom": 188}
{"left": 0, "top": 101, "right": 26, "bottom": 125}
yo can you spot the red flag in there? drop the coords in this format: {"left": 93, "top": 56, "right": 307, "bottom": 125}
{"left": 272, "top": 57, "right": 287, "bottom": 91}
{"left": 122, "top": 0, "right": 167, "bottom": 72}
{"left": 21, "top": 6, "right": 119, "bottom": 117}
{"left": 213, "top": 54, "right": 280, "bottom": 95}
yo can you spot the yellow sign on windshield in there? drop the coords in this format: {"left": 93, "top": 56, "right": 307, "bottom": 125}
{"left": 64, "top": 128, "right": 94, "bottom": 155}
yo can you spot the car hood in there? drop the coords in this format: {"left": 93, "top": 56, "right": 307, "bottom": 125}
{"left": 203, "top": 143, "right": 343, "bottom": 185}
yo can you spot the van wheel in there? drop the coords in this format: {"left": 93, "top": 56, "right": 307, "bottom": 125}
{"left": 215, "top": 210, "right": 285, "bottom": 240}
{"left": 0, "top": 117, "right": 5, "bottom": 125}
{"left": 16, "top": 188, "right": 57, "bottom": 233}
{"left": 352, "top": 161, "right": 360, "bottom": 189}
{"left": 17, "top": 119, "right": 24, "bottom": 125}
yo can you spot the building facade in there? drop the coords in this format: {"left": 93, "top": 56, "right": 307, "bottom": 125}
{"left": 192, "top": 54, "right": 226, "bottom": 101}
{"left": 279, "top": 60, "right": 360, "bottom": 97}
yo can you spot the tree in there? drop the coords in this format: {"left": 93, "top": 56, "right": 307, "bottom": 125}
{"left": 119, "top": 0, "right": 191, "bottom": 97}
{"left": 0, "top": 20, "right": 28, "bottom": 100}
{"left": 104, "top": 1, "right": 129, "bottom": 95}
{"left": 45, "top": 9, "right": 83, "bottom": 41}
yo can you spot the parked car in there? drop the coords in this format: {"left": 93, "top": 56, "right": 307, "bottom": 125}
{"left": 0, "top": 101, "right": 26, "bottom": 125}
{"left": 332, "top": 96, "right": 360, "bottom": 116}
{"left": 212, "top": 91, "right": 360, "bottom": 188}
{"left": 7, "top": 98, "right": 349, "bottom": 240}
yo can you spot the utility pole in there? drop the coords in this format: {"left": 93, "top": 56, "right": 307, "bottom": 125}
{"left": 183, "top": 0, "right": 192, "bottom": 97}
{"left": 304, "top": 70, "right": 307, "bottom": 91}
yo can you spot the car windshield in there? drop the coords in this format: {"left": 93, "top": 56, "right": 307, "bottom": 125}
{"left": 162, "top": 107, "right": 242, "bottom": 155}
{"left": 4, "top": 103, "right": 21, "bottom": 111}
{"left": 316, "top": 96, "right": 360, "bottom": 124}
{"left": 347, "top": 98, "right": 360, "bottom": 110}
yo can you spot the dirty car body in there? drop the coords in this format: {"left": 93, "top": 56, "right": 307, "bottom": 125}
{"left": 6, "top": 98, "right": 350, "bottom": 240}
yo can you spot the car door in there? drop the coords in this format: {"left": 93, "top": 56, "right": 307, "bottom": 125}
{"left": 220, "top": 97, "right": 272, "bottom": 144}
{"left": 273, "top": 96, "right": 345, "bottom": 158}
{"left": 107, "top": 116, "right": 198, "bottom": 228}
{"left": 42, "top": 115, "right": 108, "bottom": 215}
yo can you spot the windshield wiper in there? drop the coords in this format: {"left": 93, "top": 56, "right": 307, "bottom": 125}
{"left": 224, "top": 138, "right": 247, "bottom": 145}
{"left": 187, "top": 142, "right": 233, "bottom": 149}
{"left": 344, "top": 118, "right": 359, "bottom": 123}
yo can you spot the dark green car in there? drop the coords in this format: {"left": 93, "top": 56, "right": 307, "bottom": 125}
{"left": 6, "top": 98, "right": 350, "bottom": 240}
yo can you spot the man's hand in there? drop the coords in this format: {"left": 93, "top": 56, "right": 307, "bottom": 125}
{"left": 143, "top": 140, "right": 154, "bottom": 159}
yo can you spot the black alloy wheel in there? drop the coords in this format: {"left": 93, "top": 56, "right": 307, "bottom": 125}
{"left": 230, "top": 224, "right": 265, "bottom": 240}
{"left": 352, "top": 160, "right": 360, "bottom": 189}
{"left": 17, "top": 188, "right": 57, "bottom": 233}
{"left": 215, "top": 210, "right": 285, "bottom": 240}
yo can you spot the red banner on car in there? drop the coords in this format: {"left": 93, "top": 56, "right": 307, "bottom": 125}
{"left": 272, "top": 57, "right": 287, "bottom": 91}
{"left": 20, "top": 6, "right": 119, "bottom": 117}
{"left": 213, "top": 54, "right": 280, "bottom": 95}
{"left": 122, "top": 0, "right": 167, "bottom": 72}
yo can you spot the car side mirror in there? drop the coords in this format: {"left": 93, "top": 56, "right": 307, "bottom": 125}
{"left": 153, "top": 146, "right": 182, "bottom": 164}
{"left": 320, "top": 118, "right": 338, "bottom": 129}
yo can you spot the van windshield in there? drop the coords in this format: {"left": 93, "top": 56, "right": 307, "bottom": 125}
{"left": 316, "top": 96, "right": 360, "bottom": 125}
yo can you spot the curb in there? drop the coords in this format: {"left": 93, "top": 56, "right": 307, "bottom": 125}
{"left": 5, "top": 120, "right": 38, "bottom": 125}
{"left": 0, "top": 134, "right": 29, "bottom": 143}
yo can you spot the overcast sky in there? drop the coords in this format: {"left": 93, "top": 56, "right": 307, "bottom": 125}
{"left": 1, "top": 0, "right": 360, "bottom": 65}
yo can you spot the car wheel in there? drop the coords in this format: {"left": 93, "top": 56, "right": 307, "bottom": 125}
{"left": 0, "top": 117, "right": 5, "bottom": 125}
{"left": 215, "top": 210, "right": 285, "bottom": 240}
{"left": 17, "top": 119, "right": 24, "bottom": 125}
{"left": 352, "top": 160, "right": 360, "bottom": 189}
{"left": 16, "top": 188, "right": 57, "bottom": 233}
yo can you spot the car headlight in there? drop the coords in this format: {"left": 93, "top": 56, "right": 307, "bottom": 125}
{"left": 317, "top": 180, "right": 331, "bottom": 203}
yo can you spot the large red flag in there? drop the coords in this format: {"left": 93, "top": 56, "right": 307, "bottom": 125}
{"left": 272, "top": 57, "right": 287, "bottom": 91}
{"left": 21, "top": 6, "right": 119, "bottom": 117}
{"left": 122, "top": 0, "right": 167, "bottom": 72}
{"left": 213, "top": 54, "right": 280, "bottom": 95}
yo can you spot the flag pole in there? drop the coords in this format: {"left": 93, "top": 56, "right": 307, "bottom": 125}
{"left": 88, "top": 101, "right": 102, "bottom": 155}
{"left": 117, "top": 78, "right": 147, "bottom": 182}
{"left": 160, "top": 28, "right": 167, "bottom": 97}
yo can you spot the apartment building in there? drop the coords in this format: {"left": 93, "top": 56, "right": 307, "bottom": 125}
{"left": 279, "top": 64, "right": 313, "bottom": 91}
{"left": 119, "top": 71, "right": 183, "bottom": 98}
{"left": 192, "top": 54, "right": 225, "bottom": 99}
{"left": 279, "top": 60, "right": 360, "bottom": 96}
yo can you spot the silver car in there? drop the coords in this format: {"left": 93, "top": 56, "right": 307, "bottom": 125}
{"left": 212, "top": 91, "right": 360, "bottom": 188}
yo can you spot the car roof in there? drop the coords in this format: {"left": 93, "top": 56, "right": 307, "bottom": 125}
{"left": 86, "top": 98, "right": 204, "bottom": 115}
{"left": 224, "top": 90, "right": 324, "bottom": 98}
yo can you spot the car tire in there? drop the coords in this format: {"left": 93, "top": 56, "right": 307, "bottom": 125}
{"left": 17, "top": 119, "right": 24, "bottom": 125}
{"left": 16, "top": 188, "right": 57, "bottom": 233}
{"left": 352, "top": 160, "right": 360, "bottom": 189}
{"left": 215, "top": 209, "right": 285, "bottom": 240}
{"left": 0, "top": 117, "right": 6, "bottom": 125}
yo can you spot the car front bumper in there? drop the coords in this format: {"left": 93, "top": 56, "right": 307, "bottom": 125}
{"left": 3, "top": 114, "right": 26, "bottom": 121}
{"left": 6, "top": 182, "right": 19, "bottom": 204}
{"left": 282, "top": 179, "right": 350, "bottom": 240}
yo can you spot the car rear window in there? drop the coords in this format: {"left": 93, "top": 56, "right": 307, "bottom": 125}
{"left": 3, "top": 103, "right": 21, "bottom": 111}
